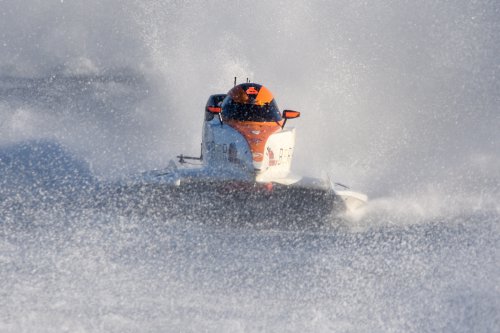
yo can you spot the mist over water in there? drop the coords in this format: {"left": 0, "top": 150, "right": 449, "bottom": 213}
{"left": 1, "top": 1, "right": 498, "bottom": 194}
{"left": 1, "top": 1, "right": 499, "bottom": 332}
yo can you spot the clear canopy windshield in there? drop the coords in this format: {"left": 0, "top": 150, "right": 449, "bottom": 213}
{"left": 222, "top": 99, "right": 282, "bottom": 122}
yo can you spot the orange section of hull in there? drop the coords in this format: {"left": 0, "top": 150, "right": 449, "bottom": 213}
{"left": 225, "top": 120, "right": 283, "bottom": 163}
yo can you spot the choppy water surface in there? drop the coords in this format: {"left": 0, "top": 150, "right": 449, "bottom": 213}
{"left": 1, "top": 205, "right": 498, "bottom": 332}
{"left": 1, "top": 1, "right": 499, "bottom": 332}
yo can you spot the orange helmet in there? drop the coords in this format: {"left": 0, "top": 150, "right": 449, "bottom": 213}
{"left": 222, "top": 83, "right": 282, "bottom": 122}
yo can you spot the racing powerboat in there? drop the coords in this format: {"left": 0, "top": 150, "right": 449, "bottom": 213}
{"left": 126, "top": 82, "right": 367, "bottom": 222}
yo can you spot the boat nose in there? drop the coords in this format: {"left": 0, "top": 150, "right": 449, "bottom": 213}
{"left": 252, "top": 158, "right": 264, "bottom": 175}
{"left": 224, "top": 120, "right": 282, "bottom": 174}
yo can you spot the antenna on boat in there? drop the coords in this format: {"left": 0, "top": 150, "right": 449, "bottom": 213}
{"left": 234, "top": 77, "right": 237, "bottom": 86}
